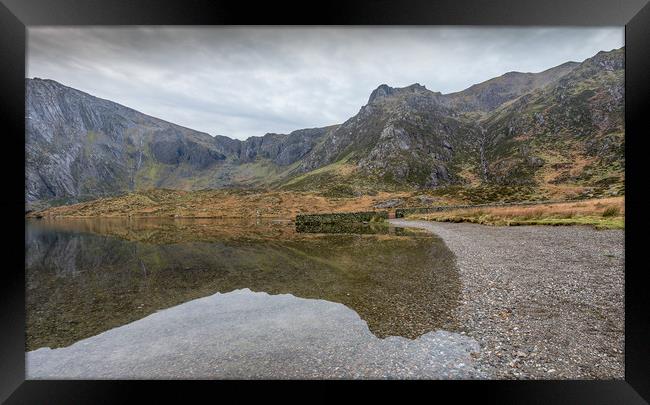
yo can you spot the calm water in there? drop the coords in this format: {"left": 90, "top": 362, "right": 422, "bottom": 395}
{"left": 25, "top": 218, "right": 461, "bottom": 351}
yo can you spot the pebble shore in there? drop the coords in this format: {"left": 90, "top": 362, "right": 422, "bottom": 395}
{"left": 391, "top": 219, "right": 624, "bottom": 379}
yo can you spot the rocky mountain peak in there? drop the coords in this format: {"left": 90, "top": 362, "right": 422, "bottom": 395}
{"left": 367, "top": 83, "right": 433, "bottom": 105}
{"left": 591, "top": 48, "right": 624, "bottom": 70}
{"left": 367, "top": 84, "right": 395, "bottom": 104}
{"left": 403, "top": 83, "right": 427, "bottom": 92}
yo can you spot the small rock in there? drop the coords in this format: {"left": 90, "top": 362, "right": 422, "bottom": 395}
{"left": 415, "top": 195, "right": 437, "bottom": 205}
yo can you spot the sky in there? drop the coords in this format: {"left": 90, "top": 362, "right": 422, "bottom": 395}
{"left": 27, "top": 27, "right": 623, "bottom": 140}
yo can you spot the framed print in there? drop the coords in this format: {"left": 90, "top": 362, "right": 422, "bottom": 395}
{"left": 1, "top": 0, "right": 649, "bottom": 402}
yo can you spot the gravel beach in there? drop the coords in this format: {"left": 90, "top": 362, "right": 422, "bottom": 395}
{"left": 391, "top": 219, "right": 625, "bottom": 379}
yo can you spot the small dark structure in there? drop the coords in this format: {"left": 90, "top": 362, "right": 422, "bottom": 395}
{"left": 295, "top": 211, "right": 389, "bottom": 233}
{"left": 295, "top": 211, "right": 388, "bottom": 225}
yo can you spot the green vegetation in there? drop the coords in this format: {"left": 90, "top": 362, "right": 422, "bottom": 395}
{"left": 428, "top": 185, "right": 541, "bottom": 204}
{"left": 509, "top": 216, "right": 624, "bottom": 229}
{"left": 281, "top": 159, "right": 405, "bottom": 197}
{"left": 602, "top": 206, "right": 620, "bottom": 217}
{"left": 321, "top": 184, "right": 357, "bottom": 198}
{"left": 281, "top": 153, "right": 356, "bottom": 188}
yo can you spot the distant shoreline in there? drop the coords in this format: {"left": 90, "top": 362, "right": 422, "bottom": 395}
{"left": 27, "top": 189, "right": 623, "bottom": 229}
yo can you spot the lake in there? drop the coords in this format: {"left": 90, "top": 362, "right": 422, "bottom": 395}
{"left": 25, "top": 217, "right": 477, "bottom": 378}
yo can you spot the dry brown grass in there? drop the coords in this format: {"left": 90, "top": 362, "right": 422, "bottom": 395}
{"left": 28, "top": 189, "right": 416, "bottom": 220}
{"left": 536, "top": 150, "right": 597, "bottom": 199}
{"left": 409, "top": 197, "right": 624, "bottom": 229}
{"left": 463, "top": 197, "right": 624, "bottom": 218}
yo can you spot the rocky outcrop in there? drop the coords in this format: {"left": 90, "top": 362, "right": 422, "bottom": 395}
{"left": 231, "top": 127, "right": 335, "bottom": 166}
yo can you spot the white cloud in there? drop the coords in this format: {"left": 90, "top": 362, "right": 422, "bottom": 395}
{"left": 27, "top": 26, "right": 623, "bottom": 140}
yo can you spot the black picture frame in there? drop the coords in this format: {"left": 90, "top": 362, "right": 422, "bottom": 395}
{"left": 1, "top": 0, "right": 649, "bottom": 402}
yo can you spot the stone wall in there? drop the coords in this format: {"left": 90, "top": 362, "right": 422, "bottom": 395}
{"left": 295, "top": 211, "right": 389, "bottom": 225}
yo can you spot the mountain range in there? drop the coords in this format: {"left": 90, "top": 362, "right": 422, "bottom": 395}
{"left": 26, "top": 47, "right": 624, "bottom": 209}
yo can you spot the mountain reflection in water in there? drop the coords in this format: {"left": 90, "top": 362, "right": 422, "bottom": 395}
{"left": 26, "top": 218, "right": 461, "bottom": 350}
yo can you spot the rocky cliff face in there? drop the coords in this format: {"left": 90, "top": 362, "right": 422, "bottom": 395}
{"left": 26, "top": 47, "right": 625, "bottom": 207}
{"left": 227, "top": 127, "right": 336, "bottom": 166}
{"left": 25, "top": 79, "right": 331, "bottom": 207}
{"left": 26, "top": 78, "right": 227, "bottom": 206}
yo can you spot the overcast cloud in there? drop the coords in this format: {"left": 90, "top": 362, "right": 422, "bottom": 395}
{"left": 28, "top": 27, "right": 623, "bottom": 140}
